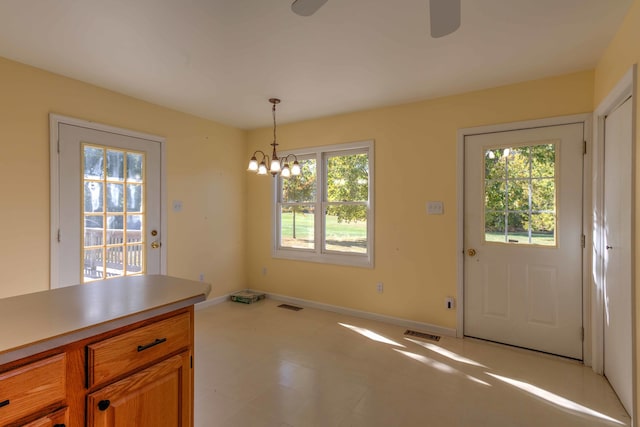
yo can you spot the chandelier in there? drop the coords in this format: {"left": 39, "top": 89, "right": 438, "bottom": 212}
{"left": 247, "top": 98, "right": 301, "bottom": 178}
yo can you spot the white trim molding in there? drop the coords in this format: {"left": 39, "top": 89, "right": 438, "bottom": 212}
{"left": 456, "top": 114, "right": 593, "bottom": 361}
{"left": 255, "top": 290, "right": 457, "bottom": 337}
{"left": 49, "top": 114, "right": 167, "bottom": 289}
{"left": 591, "top": 65, "right": 637, "bottom": 423}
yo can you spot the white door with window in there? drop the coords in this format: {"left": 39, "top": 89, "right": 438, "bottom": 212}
{"left": 52, "top": 117, "right": 164, "bottom": 288}
{"left": 464, "top": 123, "right": 584, "bottom": 359}
{"left": 603, "top": 97, "right": 633, "bottom": 415}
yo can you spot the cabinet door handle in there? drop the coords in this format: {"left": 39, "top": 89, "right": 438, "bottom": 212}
{"left": 53, "top": 424, "right": 66, "bottom": 427}
{"left": 137, "top": 337, "right": 167, "bottom": 352}
{"left": 0, "top": 399, "right": 9, "bottom": 408}
{"left": 98, "top": 399, "right": 111, "bottom": 411}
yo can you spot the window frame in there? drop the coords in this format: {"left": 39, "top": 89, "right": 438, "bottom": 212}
{"left": 273, "top": 140, "right": 374, "bottom": 268}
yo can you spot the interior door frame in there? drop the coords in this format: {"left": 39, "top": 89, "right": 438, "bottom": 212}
{"left": 592, "top": 65, "right": 637, "bottom": 421}
{"left": 456, "top": 113, "right": 592, "bottom": 362}
{"left": 49, "top": 114, "right": 168, "bottom": 289}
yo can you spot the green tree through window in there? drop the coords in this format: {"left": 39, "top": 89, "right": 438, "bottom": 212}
{"left": 484, "top": 143, "right": 556, "bottom": 245}
{"left": 275, "top": 141, "right": 374, "bottom": 267}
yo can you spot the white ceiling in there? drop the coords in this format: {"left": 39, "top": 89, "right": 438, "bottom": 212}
{"left": 0, "top": 0, "right": 631, "bottom": 129}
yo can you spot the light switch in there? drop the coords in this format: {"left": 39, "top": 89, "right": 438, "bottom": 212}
{"left": 172, "top": 200, "right": 183, "bottom": 212}
{"left": 427, "top": 201, "right": 444, "bottom": 215}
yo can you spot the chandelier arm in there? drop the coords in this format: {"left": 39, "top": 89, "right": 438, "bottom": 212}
{"left": 251, "top": 150, "right": 267, "bottom": 159}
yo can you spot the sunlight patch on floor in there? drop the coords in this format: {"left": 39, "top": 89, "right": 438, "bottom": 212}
{"left": 393, "top": 349, "right": 458, "bottom": 374}
{"left": 487, "top": 373, "right": 625, "bottom": 425}
{"left": 405, "top": 337, "right": 487, "bottom": 368}
{"left": 339, "top": 323, "right": 405, "bottom": 347}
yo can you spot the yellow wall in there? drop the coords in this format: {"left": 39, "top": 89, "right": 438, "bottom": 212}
{"left": 0, "top": 57, "right": 247, "bottom": 298}
{"left": 246, "top": 70, "right": 594, "bottom": 329}
{"left": 593, "top": 0, "right": 640, "bottom": 415}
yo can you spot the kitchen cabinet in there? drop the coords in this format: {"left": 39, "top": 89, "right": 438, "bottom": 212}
{"left": 88, "top": 352, "right": 191, "bottom": 426}
{"left": 0, "top": 275, "right": 209, "bottom": 427}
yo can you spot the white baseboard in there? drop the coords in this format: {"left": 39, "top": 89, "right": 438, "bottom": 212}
{"left": 195, "top": 293, "right": 230, "bottom": 310}
{"left": 252, "top": 289, "right": 457, "bottom": 338}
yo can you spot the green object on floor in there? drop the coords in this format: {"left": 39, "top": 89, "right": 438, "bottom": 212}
{"left": 230, "top": 290, "right": 266, "bottom": 304}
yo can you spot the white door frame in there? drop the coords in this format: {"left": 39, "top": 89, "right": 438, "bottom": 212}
{"left": 592, "top": 65, "right": 637, "bottom": 421}
{"left": 49, "top": 114, "right": 168, "bottom": 289}
{"left": 456, "top": 113, "right": 593, "bottom": 362}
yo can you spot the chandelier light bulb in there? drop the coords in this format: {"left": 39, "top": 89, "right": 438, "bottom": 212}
{"left": 248, "top": 156, "right": 259, "bottom": 171}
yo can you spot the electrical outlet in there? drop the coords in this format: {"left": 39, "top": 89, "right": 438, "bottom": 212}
{"left": 262, "top": 267, "right": 267, "bottom": 276}
{"left": 376, "top": 282, "right": 384, "bottom": 293}
{"left": 199, "top": 273, "right": 204, "bottom": 282}
{"left": 445, "top": 297, "right": 455, "bottom": 309}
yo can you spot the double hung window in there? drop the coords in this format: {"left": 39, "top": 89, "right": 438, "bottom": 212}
{"left": 274, "top": 140, "right": 374, "bottom": 267}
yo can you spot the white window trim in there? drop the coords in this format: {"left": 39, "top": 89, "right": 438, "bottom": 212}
{"left": 272, "top": 140, "right": 374, "bottom": 268}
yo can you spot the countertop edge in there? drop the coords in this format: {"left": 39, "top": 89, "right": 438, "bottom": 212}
{"left": 0, "top": 293, "right": 206, "bottom": 365}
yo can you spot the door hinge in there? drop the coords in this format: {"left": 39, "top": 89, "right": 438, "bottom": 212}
{"left": 583, "top": 140, "right": 587, "bottom": 155}
{"left": 581, "top": 327, "right": 585, "bottom": 342}
{"left": 581, "top": 234, "right": 585, "bottom": 248}
{"left": 190, "top": 355, "right": 193, "bottom": 369}
{"left": 57, "top": 229, "right": 61, "bottom": 243}
{"left": 57, "top": 138, "right": 60, "bottom": 154}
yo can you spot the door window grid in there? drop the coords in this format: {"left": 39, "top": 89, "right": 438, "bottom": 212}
{"left": 483, "top": 142, "right": 557, "bottom": 246}
{"left": 82, "top": 144, "right": 146, "bottom": 282}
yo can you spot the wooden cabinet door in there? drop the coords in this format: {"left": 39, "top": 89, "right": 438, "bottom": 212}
{"left": 87, "top": 352, "right": 191, "bottom": 427}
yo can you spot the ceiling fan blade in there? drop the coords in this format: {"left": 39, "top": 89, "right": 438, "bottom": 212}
{"left": 291, "top": 0, "right": 328, "bottom": 17}
{"left": 429, "top": 0, "right": 461, "bottom": 38}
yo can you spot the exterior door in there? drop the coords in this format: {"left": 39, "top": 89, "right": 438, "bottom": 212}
{"left": 55, "top": 121, "right": 163, "bottom": 287}
{"left": 603, "top": 97, "right": 633, "bottom": 415}
{"left": 464, "top": 122, "right": 584, "bottom": 359}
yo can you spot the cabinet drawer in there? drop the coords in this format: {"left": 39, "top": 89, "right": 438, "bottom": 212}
{"left": 0, "top": 354, "right": 66, "bottom": 426}
{"left": 22, "top": 406, "right": 69, "bottom": 427}
{"left": 87, "top": 312, "right": 191, "bottom": 387}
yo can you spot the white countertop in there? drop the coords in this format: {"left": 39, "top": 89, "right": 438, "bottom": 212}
{"left": 0, "top": 275, "right": 210, "bottom": 364}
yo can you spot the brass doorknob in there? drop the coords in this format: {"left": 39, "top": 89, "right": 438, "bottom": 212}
{"left": 151, "top": 241, "right": 161, "bottom": 249}
{"left": 467, "top": 248, "right": 477, "bottom": 257}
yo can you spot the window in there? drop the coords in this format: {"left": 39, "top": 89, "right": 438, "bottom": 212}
{"left": 483, "top": 141, "right": 557, "bottom": 246}
{"left": 274, "top": 140, "right": 374, "bottom": 267}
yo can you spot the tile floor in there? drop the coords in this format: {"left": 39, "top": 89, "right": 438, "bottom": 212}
{"left": 194, "top": 299, "right": 630, "bottom": 427}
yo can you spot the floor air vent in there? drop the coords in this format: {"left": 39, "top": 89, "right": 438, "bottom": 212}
{"left": 404, "top": 329, "right": 441, "bottom": 341}
{"left": 278, "top": 304, "right": 304, "bottom": 311}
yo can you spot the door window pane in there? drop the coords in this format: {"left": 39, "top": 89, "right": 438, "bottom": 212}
{"left": 84, "top": 146, "right": 104, "bottom": 179}
{"left": 84, "top": 182, "right": 103, "bottom": 213}
{"left": 127, "top": 152, "right": 144, "bottom": 182}
{"left": 127, "top": 244, "right": 144, "bottom": 274}
{"left": 85, "top": 216, "right": 103, "bottom": 246}
{"left": 82, "top": 144, "right": 146, "bottom": 282}
{"left": 127, "top": 184, "right": 143, "bottom": 212}
{"left": 485, "top": 212, "right": 506, "bottom": 243}
{"left": 106, "top": 183, "right": 124, "bottom": 212}
{"left": 106, "top": 246, "right": 124, "bottom": 277}
{"left": 107, "top": 150, "right": 124, "bottom": 181}
{"left": 483, "top": 142, "right": 557, "bottom": 246}
{"left": 84, "top": 248, "right": 104, "bottom": 280}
